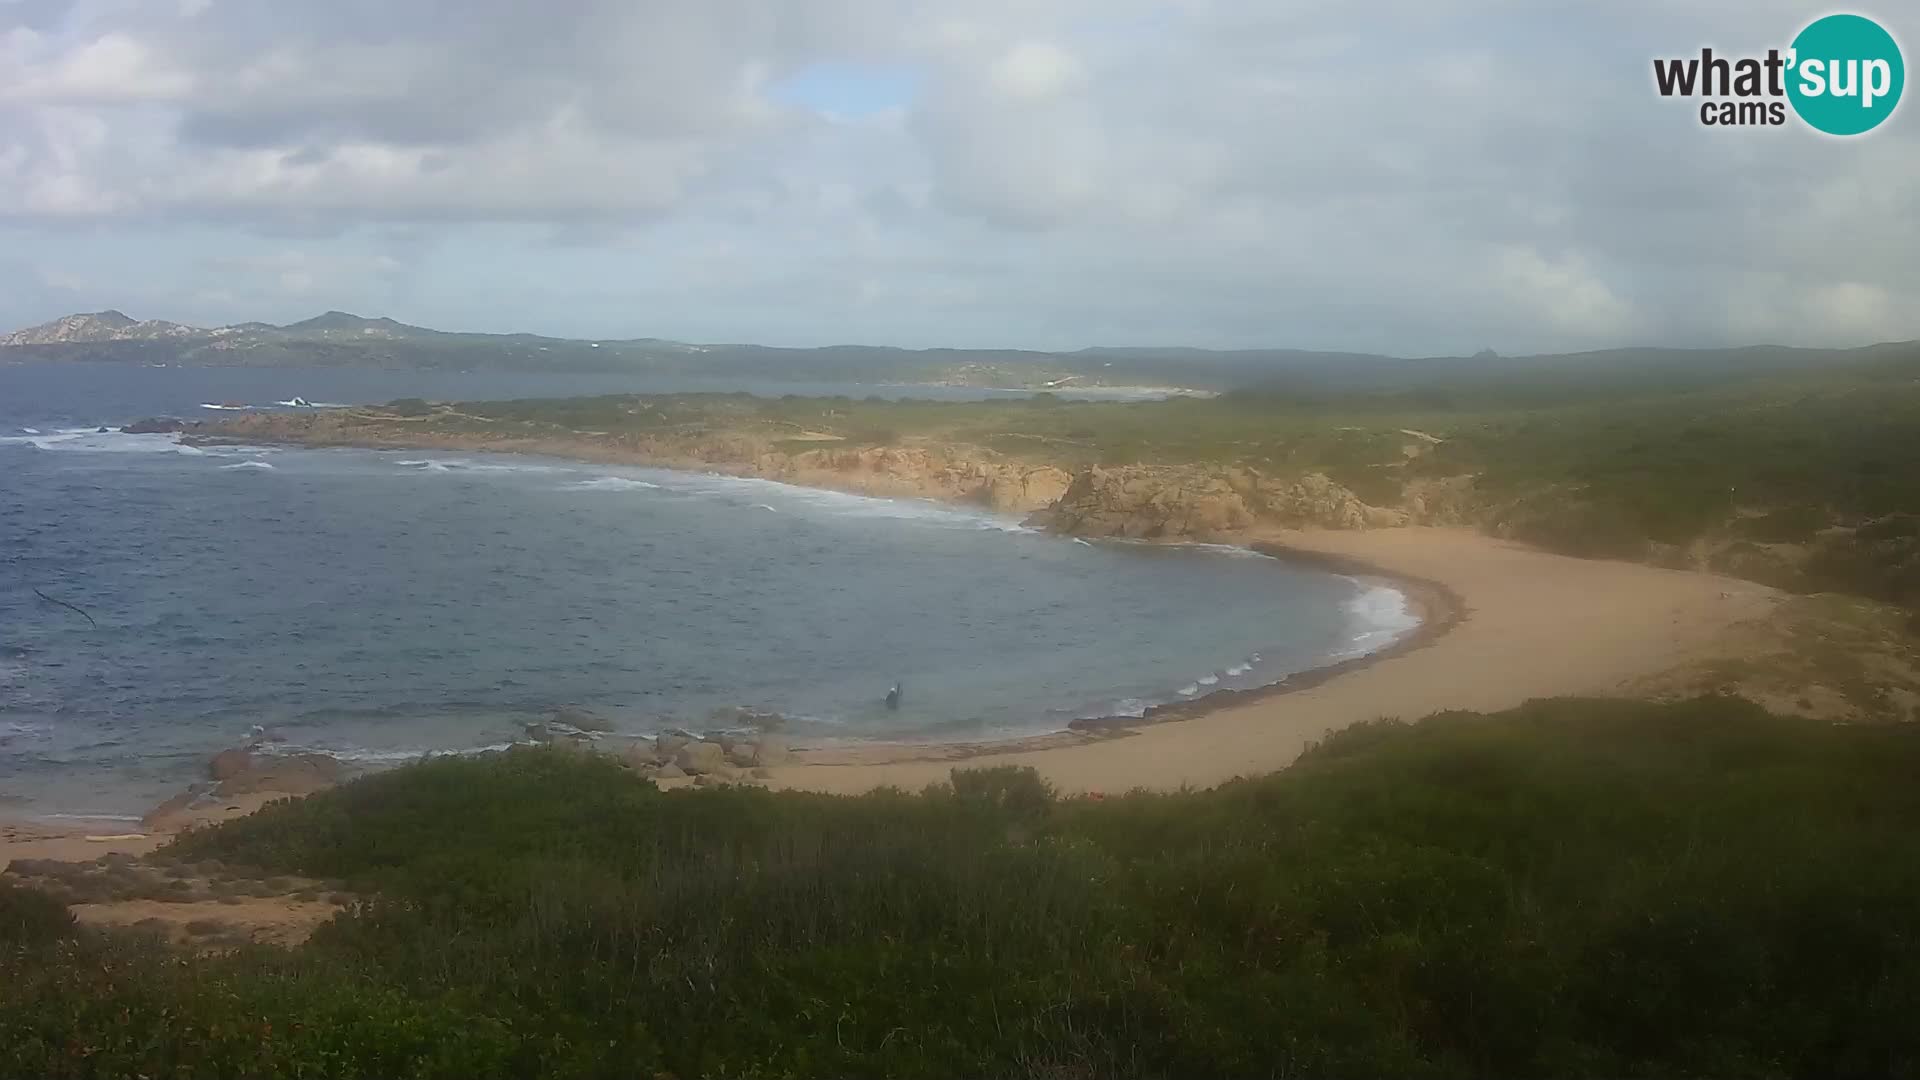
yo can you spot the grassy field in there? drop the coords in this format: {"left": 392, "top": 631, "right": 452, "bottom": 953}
{"left": 7, "top": 696, "right": 1920, "bottom": 1078}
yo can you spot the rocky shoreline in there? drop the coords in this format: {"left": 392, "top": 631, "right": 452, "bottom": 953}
{"left": 160, "top": 408, "right": 1475, "bottom": 541}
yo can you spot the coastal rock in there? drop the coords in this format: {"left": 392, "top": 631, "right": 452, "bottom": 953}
{"left": 207, "top": 748, "right": 253, "bottom": 781}
{"left": 1238, "top": 471, "right": 1376, "bottom": 530}
{"left": 141, "top": 790, "right": 200, "bottom": 831}
{"left": 215, "top": 753, "right": 343, "bottom": 797}
{"left": 1030, "top": 465, "right": 1403, "bottom": 538}
{"left": 122, "top": 417, "right": 189, "bottom": 435}
{"left": 621, "top": 742, "right": 659, "bottom": 770}
{"left": 1028, "top": 465, "right": 1253, "bottom": 539}
{"left": 752, "top": 735, "right": 793, "bottom": 767}
{"left": 674, "top": 741, "right": 728, "bottom": 776}
{"left": 985, "top": 466, "right": 1074, "bottom": 514}
{"left": 653, "top": 763, "right": 687, "bottom": 780}
{"left": 550, "top": 736, "right": 594, "bottom": 756}
{"left": 655, "top": 732, "right": 691, "bottom": 760}
{"left": 1402, "top": 475, "right": 1478, "bottom": 526}
{"left": 724, "top": 741, "right": 757, "bottom": 768}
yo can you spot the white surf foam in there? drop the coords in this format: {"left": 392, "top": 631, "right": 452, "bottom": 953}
{"left": 0, "top": 429, "right": 203, "bottom": 455}
{"left": 1197, "top": 673, "right": 1220, "bottom": 686}
{"left": 1225, "top": 663, "right": 1253, "bottom": 676}
{"left": 1176, "top": 683, "right": 1201, "bottom": 697}
{"left": 277, "top": 741, "right": 517, "bottom": 764}
{"left": 453, "top": 461, "right": 564, "bottom": 474}
{"left": 645, "top": 471, "right": 1039, "bottom": 534}
{"left": 566, "top": 476, "right": 661, "bottom": 492}
{"left": 1335, "top": 583, "right": 1422, "bottom": 659}
{"left": 219, "top": 460, "right": 275, "bottom": 471}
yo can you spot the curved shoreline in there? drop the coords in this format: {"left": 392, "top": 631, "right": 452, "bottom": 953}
{"left": 1069, "top": 544, "right": 1463, "bottom": 735}
{"left": 6, "top": 427, "right": 1782, "bottom": 828}
{"left": 762, "top": 526, "right": 1780, "bottom": 795}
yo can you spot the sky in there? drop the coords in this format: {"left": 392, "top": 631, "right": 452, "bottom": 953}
{"left": 0, "top": 0, "right": 1915, "bottom": 354}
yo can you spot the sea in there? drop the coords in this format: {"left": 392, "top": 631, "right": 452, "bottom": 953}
{"left": 0, "top": 361, "right": 1419, "bottom": 820}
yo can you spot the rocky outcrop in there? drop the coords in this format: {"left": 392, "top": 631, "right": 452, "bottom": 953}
{"left": 1026, "top": 466, "right": 1252, "bottom": 539}
{"left": 751, "top": 735, "right": 793, "bottom": 767}
{"left": 771, "top": 446, "right": 1073, "bottom": 514}
{"left": 985, "top": 466, "right": 1074, "bottom": 513}
{"left": 122, "top": 417, "right": 192, "bottom": 435}
{"left": 215, "top": 753, "right": 343, "bottom": 797}
{"left": 1028, "top": 465, "right": 1411, "bottom": 539}
{"left": 673, "top": 742, "right": 729, "bottom": 776}
{"left": 196, "top": 410, "right": 1478, "bottom": 541}
{"left": 1401, "top": 475, "right": 1478, "bottom": 526}
{"left": 207, "top": 748, "right": 253, "bottom": 781}
{"left": 1226, "top": 468, "right": 1411, "bottom": 529}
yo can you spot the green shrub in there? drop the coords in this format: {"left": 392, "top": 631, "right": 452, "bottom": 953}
{"left": 9, "top": 700, "right": 1920, "bottom": 1077}
{"left": 0, "top": 882, "right": 73, "bottom": 945}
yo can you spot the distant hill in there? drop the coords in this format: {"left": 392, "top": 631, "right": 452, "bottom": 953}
{"left": 0, "top": 309, "right": 203, "bottom": 346}
{"left": 4, "top": 308, "right": 1917, "bottom": 399}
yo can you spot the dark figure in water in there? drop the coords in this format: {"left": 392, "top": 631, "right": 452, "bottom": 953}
{"left": 885, "top": 683, "right": 902, "bottom": 710}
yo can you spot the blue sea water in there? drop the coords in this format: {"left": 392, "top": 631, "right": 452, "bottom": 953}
{"left": 0, "top": 362, "right": 1416, "bottom": 819}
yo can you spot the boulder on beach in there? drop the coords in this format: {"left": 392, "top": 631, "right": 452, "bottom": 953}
{"left": 674, "top": 741, "right": 728, "bottom": 776}
{"left": 208, "top": 748, "right": 253, "bottom": 781}
{"left": 215, "top": 753, "right": 343, "bottom": 797}
{"left": 655, "top": 732, "right": 691, "bottom": 760}
{"left": 752, "top": 735, "right": 794, "bottom": 767}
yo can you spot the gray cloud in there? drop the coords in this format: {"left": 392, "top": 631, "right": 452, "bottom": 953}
{"left": 0, "top": 0, "right": 1915, "bottom": 352}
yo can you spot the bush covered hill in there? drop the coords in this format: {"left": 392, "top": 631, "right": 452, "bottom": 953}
{"left": 340, "top": 350, "right": 1920, "bottom": 611}
{"left": 6, "top": 696, "right": 1920, "bottom": 1078}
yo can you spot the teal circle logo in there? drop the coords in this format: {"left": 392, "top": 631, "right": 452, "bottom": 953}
{"left": 1787, "top": 14, "right": 1904, "bottom": 135}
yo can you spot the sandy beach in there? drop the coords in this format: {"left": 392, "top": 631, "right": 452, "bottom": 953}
{"left": 758, "top": 526, "right": 1781, "bottom": 795}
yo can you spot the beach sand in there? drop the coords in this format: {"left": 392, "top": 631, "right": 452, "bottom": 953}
{"left": 759, "top": 526, "right": 1781, "bottom": 795}
{"left": 2, "top": 793, "right": 288, "bottom": 873}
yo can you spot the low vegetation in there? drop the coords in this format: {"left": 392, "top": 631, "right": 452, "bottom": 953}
{"left": 6, "top": 696, "right": 1920, "bottom": 1077}
{"left": 418, "top": 360, "right": 1920, "bottom": 611}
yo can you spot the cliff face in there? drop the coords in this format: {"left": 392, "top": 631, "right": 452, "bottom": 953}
{"left": 1025, "top": 465, "right": 1411, "bottom": 540}
{"left": 189, "top": 411, "right": 1441, "bottom": 539}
